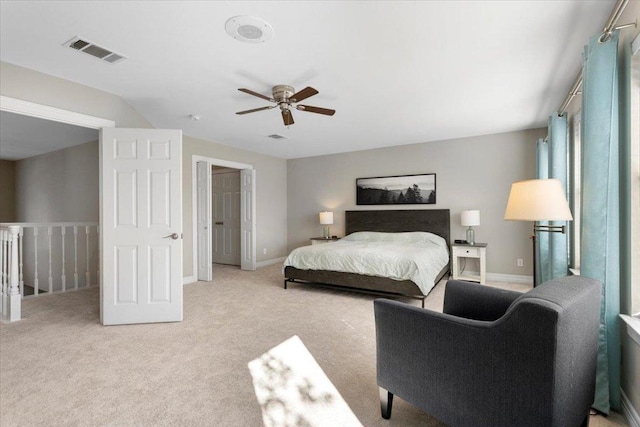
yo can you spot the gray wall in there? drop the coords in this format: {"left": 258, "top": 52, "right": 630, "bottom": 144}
{"left": 0, "top": 159, "right": 16, "bottom": 222}
{"left": 0, "top": 62, "right": 152, "bottom": 129}
{"left": 15, "top": 140, "right": 98, "bottom": 222}
{"left": 287, "top": 128, "right": 545, "bottom": 277}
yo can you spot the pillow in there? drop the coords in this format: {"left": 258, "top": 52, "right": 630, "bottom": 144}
{"left": 341, "top": 231, "right": 445, "bottom": 246}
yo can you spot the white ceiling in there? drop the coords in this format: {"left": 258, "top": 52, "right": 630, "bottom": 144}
{"left": 0, "top": 111, "right": 98, "bottom": 160}
{"left": 0, "top": 1, "right": 615, "bottom": 159}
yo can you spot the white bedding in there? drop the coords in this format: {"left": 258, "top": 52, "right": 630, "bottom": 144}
{"left": 283, "top": 231, "right": 449, "bottom": 295}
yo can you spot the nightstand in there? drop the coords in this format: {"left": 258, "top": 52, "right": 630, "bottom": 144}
{"left": 310, "top": 237, "right": 340, "bottom": 245}
{"left": 451, "top": 243, "right": 487, "bottom": 284}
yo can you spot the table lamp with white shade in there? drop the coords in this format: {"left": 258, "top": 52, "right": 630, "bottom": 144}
{"left": 319, "top": 211, "right": 334, "bottom": 239}
{"left": 504, "top": 179, "right": 573, "bottom": 287}
{"left": 461, "top": 210, "right": 480, "bottom": 245}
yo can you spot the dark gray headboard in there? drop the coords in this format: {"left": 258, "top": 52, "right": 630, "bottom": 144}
{"left": 345, "top": 209, "right": 451, "bottom": 246}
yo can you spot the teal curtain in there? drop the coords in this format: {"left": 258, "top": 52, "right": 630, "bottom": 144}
{"left": 535, "top": 138, "right": 549, "bottom": 286}
{"left": 581, "top": 30, "right": 621, "bottom": 413}
{"left": 548, "top": 114, "right": 569, "bottom": 280}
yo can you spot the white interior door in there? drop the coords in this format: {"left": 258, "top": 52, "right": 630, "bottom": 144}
{"left": 240, "top": 169, "right": 256, "bottom": 271}
{"left": 212, "top": 171, "right": 241, "bottom": 265}
{"left": 100, "top": 128, "right": 182, "bottom": 325}
{"left": 196, "top": 161, "right": 212, "bottom": 280}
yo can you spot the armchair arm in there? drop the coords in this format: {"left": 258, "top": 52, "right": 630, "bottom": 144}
{"left": 443, "top": 280, "right": 522, "bottom": 321}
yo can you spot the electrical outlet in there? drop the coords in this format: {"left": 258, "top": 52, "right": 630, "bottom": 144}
{"left": 517, "top": 258, "right": 524, "bottom": 267}
{"left": 263, "top": 248, "right": 267, "bottom": 255}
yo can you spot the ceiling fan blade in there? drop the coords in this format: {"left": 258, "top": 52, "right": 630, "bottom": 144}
{"left": 238, "top": 88, "right": 274, "bottom": 102}
{"left": 282, "top": 110, "right": 294, "bottom": 126}
{"left": 291, "top": 86, "right": 318, "bottom": 103}
{"left": 296, "top": 105, "right": 336, "bottom": 116}
{"left": 236, "top": 106, "right": 276, "bottom": 115}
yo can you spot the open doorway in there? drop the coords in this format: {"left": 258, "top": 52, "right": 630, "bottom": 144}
{"left": 192, "top": 155, "right": 256, "bottom": 282}
{"left": 0, "top": 96, "right": 113, "bottom": 321}
{"left": 212, "top": 166, "right": 241, "bottom": 266}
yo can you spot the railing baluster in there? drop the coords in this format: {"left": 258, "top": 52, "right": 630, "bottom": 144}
{"left": 85, "top": 225, "right": 90, "bottom": 288}
{"left": 73, "top": 226, "right": 78, "bottom": 290}
{"left": 48, "top": 226, "right": 53, "bottom": 294}
{"left": 4, "top": 226, "right": 21, "bottom": 321}
{"left": 60, "top": 226, "right": 66, "bottom": 292}
{"left": 1, "top": 229, "right": 6, "bottom": 315}
{"left": 18, "top": 228, "right": 24, "bottom": 297}
{"left": 33, "top": 227, "right": 39, "bottom": 296}
{"left": 96, "top": 226, "right": 100, "bottom": 287}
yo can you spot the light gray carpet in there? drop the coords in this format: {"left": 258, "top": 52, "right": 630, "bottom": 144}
{"left": 0, "top": 264, "right": 628, "bottom": 426}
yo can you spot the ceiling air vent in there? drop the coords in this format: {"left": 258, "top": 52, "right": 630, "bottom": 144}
{"left": 64, "top": 36, "right": 126, "bottom": 64}
{"left": 268, "top": 134, "right": 287, "bottom": 140}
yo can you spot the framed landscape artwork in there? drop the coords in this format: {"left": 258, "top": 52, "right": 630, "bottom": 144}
{"left": 356, "top": 173, "right": 436, "bottom": 205}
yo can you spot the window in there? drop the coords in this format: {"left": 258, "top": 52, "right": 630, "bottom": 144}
{"left": 630, "top": 35, "right": 640, "bottom": 315}
{"left": 570, "top": 112, "right": 581, "bottom": 272}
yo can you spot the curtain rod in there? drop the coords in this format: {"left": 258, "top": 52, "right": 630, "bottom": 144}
{"left": 556, "top": 0, "right": 635, "bottom": 116}
{"left": 601, "top": 0, "right": 630, "bottom": 42}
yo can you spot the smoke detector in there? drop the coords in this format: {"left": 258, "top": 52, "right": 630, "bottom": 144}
{"left": 64, "top": 36, "right": 126, "bottom": 64}
{"left": 225, "top": 16, "right": 274, "bottom": 44}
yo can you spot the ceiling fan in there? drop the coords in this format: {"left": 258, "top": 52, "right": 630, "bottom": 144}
{"left": 236, "top": 85, "right": 335, "bottom": 126}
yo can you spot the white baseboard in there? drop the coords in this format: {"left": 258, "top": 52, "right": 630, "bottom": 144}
{"left": 182, "top": 259, "right": 284, "bottom": 283}
{"left": 486, "top": 272, "right": 532, "bottom": 284}
{"left": 622, "top": 389, "right": 640, "bottom": 427}
{"left": 461, "top": 271, "right": 533, "bottom": 285}
{"left": 256, "top": 257, "right": 286, "bottom": 268}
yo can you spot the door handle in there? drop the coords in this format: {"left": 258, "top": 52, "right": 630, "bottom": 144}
{"left": 215, "top": 221, "right": 224, "bottom": 225}
{"left": 164, "top": 233, "right": 179, "bottom": 240}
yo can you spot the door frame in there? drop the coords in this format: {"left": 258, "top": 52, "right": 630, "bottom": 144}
{"left": 0, "top": 96, "right": 115, "bottom": 320}
{"left": 191, "top": 155, "right": 256, "bottom": 281}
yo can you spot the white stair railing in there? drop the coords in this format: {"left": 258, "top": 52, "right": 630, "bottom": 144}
{"left": 0, "top": 225, "right": 21, "bottom": 322}
{"left": 0, "top": 222, "right": 99, "bottom": 322}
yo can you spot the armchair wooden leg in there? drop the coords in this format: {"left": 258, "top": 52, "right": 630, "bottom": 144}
{"left": 379, "top": 387, "right": 393, "bottom": 419}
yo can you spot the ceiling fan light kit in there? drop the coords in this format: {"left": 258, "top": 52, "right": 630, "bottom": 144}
{"left": 236, "top": 85, "right": 335, "bottom": 126}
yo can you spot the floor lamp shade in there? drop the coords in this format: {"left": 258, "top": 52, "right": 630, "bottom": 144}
{"left": 319, "top": 211, "right": 334, "bottom": 238}
{"left": 504, "top": 179, "right": 573, "bottom": 221}
{"left": 504, "top": 179, "right": 572, "bottom": 289}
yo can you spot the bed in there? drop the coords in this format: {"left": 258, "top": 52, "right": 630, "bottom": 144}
{"left": 283, "top": 209, "right": 451, "bottom": 307}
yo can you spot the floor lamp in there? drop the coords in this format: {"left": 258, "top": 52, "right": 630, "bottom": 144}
{"left": 504, "top": 179, "right": 573, "bottom": 287}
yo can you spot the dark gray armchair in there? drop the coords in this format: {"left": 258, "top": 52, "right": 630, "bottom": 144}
{"left": 374, "top": 276, "right": 601, "bottom": 427}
